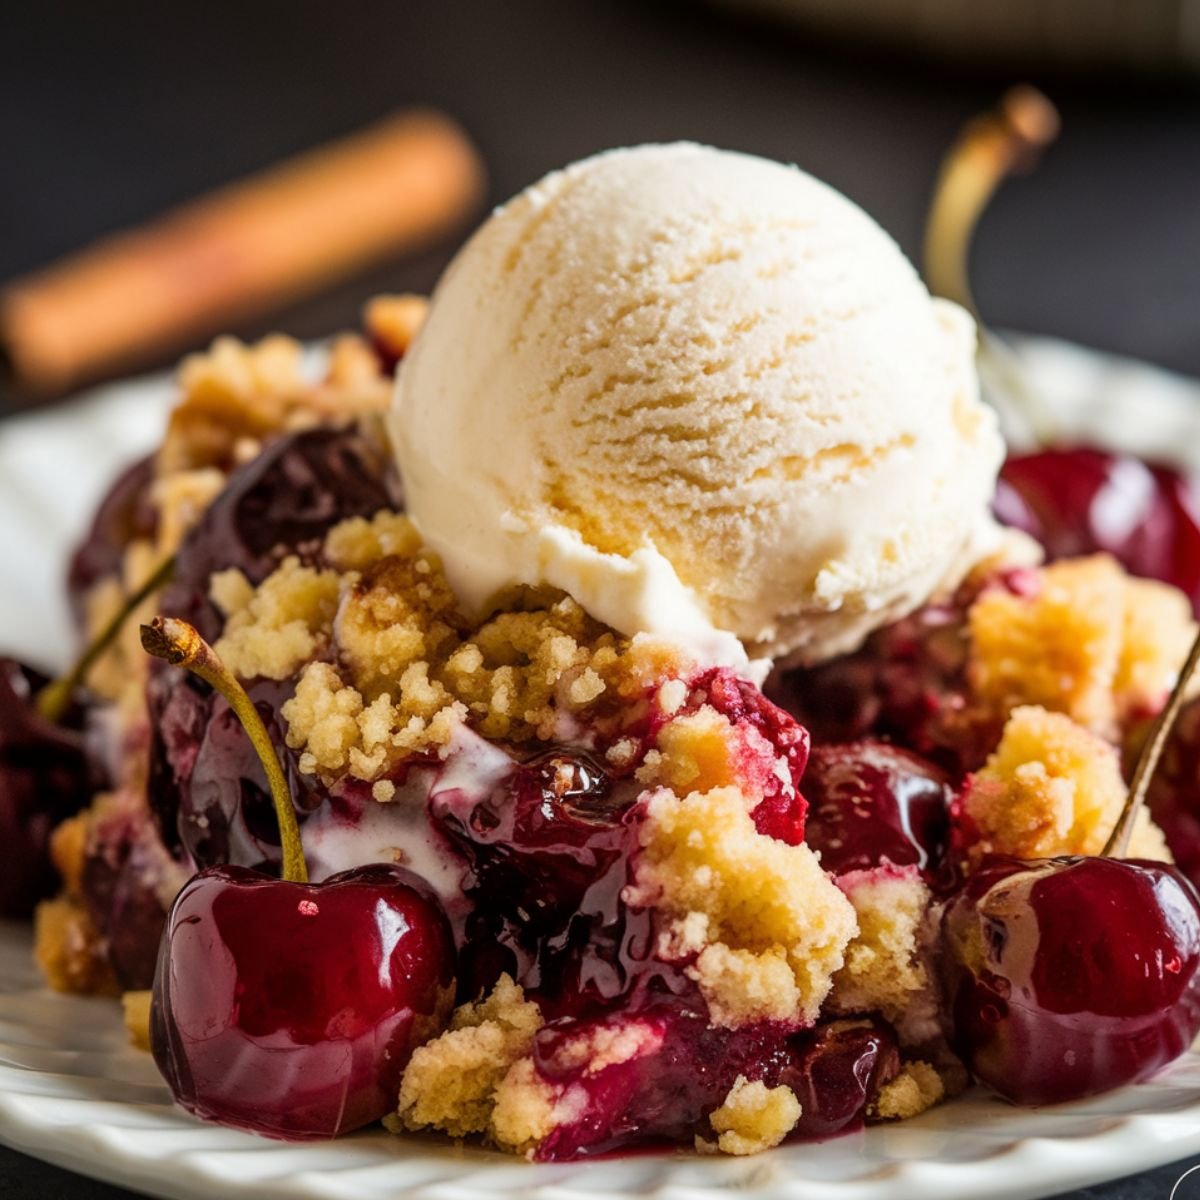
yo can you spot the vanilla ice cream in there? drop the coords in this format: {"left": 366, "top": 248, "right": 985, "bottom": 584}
{"left": 391, "top": 143, "right": 1003, "bottom": 664}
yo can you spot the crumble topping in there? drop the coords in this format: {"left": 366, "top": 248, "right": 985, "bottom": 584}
{"left": 391, "top": 975, "right": 543, "bottom": 1141}
{"left": 960, "top": 705, "right": 1170, "bottom": 863}
{"left": 700, "top": 1076, "right": 802, "bottom": 1156}
{"left": 628, "top": 785, "right": 857, "bottom": 1027}
{"left": 830, "top": 869, "right": 931, "bottom": 1027}
{"left": 122, "top": 990, "right": 153, "bottom": 1051}
{"left": 363, "top": 293, "right": 429, "bottom": 361}
{"left": 212, "top": 510, "right": 695, "bottom": 781}
{"left": 968, "top": 555, "right": 1195, "bottom": 738}
{"left": 870, "top": 1060, "right": 944, "bottom": 1121}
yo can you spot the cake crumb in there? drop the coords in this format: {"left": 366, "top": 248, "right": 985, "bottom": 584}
{"left": 34, "top": 897, "right": 119, "bottom": 997}
{"left": 968, "top": 555, "right": 1195, "bottom": 737}
{"left": 122, "top": 990, "right": 153, "bottom": 1051}
{"left": 392, "top": 975, "right": 542, "bottom": 1140}
{"left": 961, "top": 705, "right": 1170, "bottom": 863}
{"left": 870, "top": 1060, "right": 944, "bottom": 1121}
{"left": 629, "top": 785, "right": 857, "bottom": 1026}
{"left": 830, "top": 869, "right": 931, "bottom": 1025}
{"left": 702, "top": 1076, "right": 801, "bottom": 1156}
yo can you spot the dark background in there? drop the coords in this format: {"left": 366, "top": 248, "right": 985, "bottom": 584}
{"left": 2, "top": 0, "right": 1199, "bottom": 1195}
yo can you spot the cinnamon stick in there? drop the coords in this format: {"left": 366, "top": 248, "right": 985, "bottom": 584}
{"left": 0, "top": 109, "right": 485, "bottom": 397}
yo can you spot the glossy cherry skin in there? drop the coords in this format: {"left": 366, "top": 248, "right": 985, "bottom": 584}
{"left": 161, "top": 426, "right": 400, "bottom": 640}
{"left": 996, "top": 447, "right": 1200, "bottom": 613}
{"left": 940, "top": 855, "right": 1200, "bottom": 1105}
{"left": 151, "top": 863, "right": 456, "bottom": 1140}
{"left": 1143, "top": 695, "right": 1200, "bottom": 891}
{"left": 802, "top": 741, "right": 951, "bottom": 877}
{"left": 0, "top": 658, "right": 94, "bottom": 916}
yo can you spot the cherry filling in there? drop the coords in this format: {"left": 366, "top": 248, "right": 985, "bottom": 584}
{"left": 0, "top": 658, "right": 94, "bottom": 916}
{"left": 997, "top": 447, "right": 1200, "bottom": 613}
{"left": 939, "top": 854, "right": 1200, "bottom": 1105}
{"left": 430, "top": 749, "right": 655, "bottom": 1015}
{"left": 66, "top": 454, "right": 157, "bottom": 627}
{"left": 803, "top": 741, "right": 952, "bottom": 878}
{"left": 529, "top": 1002, "right": 900, "bottom": 1160}
{"left": 1146, "top": 696, "right": 1200, "bottom": 890}
{"left": 161, "top": 426, "right": 400, "bottom": 640}
{"left": 147, "top": 671, "right": 324, "bottom": 871}
{"left": 766, "top": 597, "right": 998, "bottom": 779}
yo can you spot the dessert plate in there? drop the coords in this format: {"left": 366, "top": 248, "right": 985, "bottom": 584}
{"left": 3, "top": 336, "right": 1200, "bottom": 1200}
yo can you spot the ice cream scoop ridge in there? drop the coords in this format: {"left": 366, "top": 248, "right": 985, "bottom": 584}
{"left": 392, "top": 142, "right": 1003, "bottom": 664}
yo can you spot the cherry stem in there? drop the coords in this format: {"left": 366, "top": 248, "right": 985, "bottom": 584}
{"left": 36, "top": 554, "right": 176, "bottom": 724}
{"left": 923, "top": 86, "right": 1060, "bottom": 446}
{"left": 1104, "top": 625, "right": 1200, "bottom": 859}
{"left": 140, "top": 616, "right": 309, "bottom": 884}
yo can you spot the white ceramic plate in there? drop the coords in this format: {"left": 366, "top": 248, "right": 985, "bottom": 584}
{"left": 3, "top": 338, "right": 1200, "bottom": 1200}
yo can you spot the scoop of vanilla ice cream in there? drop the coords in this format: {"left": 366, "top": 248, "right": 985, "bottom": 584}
{"left": 392, "top": 143, "right": 1003, "bottom": 664}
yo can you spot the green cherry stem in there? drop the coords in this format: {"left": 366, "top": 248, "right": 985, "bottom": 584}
{"left": 140, "top": 615, "right": 309, "bottom": 884}
{"left": 1104, "top": 625, "right": 1200, "bottom": 859}
{"left": 35, "top": 554, "right": 176, "bottom": 723}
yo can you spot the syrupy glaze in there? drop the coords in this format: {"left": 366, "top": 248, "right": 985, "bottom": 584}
{"left": 939, "top": 854, "right": 1200, "bottom": 1105}
{"left": 802, "top": 740, "right": 951, "bottom": 878}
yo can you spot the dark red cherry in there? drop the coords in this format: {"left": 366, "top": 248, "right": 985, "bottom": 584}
{"left": 766, "top": 594, "right": 1001, "bottom": 778}
{"left": 0, "top": 657, "right": 93, "bottom": 916}
{"left": 161, "top": 426, "right": 400, "bottom": 640}
{"left": 803, "top": 741, "right": 951, "bottom": 877}
{"left": 151, "top": 862, "right": 456, "bottom": 1140}
{"left": 996, "top": 447, "right": 1200, "bottom": 613}
{"left": 526, "top": 997, "right": 900, "bottom": 1160}
{"left": 66, "top": 454, "right": 157, "bottom": 627}
{"left": 939, "top": 855, "right": 1200, "bottom": 1105}
{"left": 1144, "top": 696, "right": 1200, "bottom": 889}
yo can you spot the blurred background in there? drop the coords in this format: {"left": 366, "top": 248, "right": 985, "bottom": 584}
{"left": 1, "top": 0, "right": 1199, "bottom": 401}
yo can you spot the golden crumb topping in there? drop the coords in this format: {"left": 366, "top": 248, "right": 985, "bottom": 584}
{"left": 159, "top": 332, "right": 391, "bottom": 475}
{"left": 968, "top": 555, "right": 1195, "bottom": 738}
{"left": 830, "top": 871, "right": 931, "bottom": 1026}
{"left": 213, "top": 558, "right": 341, "bottom": 681}
{"left": 209, "top": 510, "right": 694, "bottom": 781}
{"left": 34, "top": 897, "right": 118, "bottom": 997}
{"left": 122, "top": 991, "right": 153, "bottom": 1051}
{"left": 628, "top": 786, "right": 857, "bottom": 1027}
{"left": 700, "top": 1075, "right": 802, "bottom": 1156}
{"left": 363, "top": 293, "right": 429, "bottom": 361}
{"left": 870, "top": 1060, "right": 945, "bottom": 1121}
{"left": 962, "top": 705, "right": 1170, "bottom": 863}
{"left": 391, "top": 975, "right": 543, "bottom": 1141}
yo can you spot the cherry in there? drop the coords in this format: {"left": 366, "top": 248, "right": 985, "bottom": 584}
{"left": 143, "top": 617, "right": 456, "bottom": 1139}
{"left": 524, "top": 997, "right": 900, "bottom": 1160}
{"left": 0, "top": 658, "right": 92, "bottom": 916}
{"left": 803, "top": 741, "right": 951, "bottom": 878}
{"left": 67, "top": 453, "right": 157, "bottom": 626}
{"left": 940, "top": 855, "right": 1200, "bottom": 1104}
{"left": 996, "top": 447, "right": 1200, "bottom": 614}
{"left": 161, "top": 426, "right": 399, "bottom": 640}
{"left": 938, "top": 627, "right": 1200, "bottom": 1104}
{"left": 152, "top": 862, "right": 454, "bottom": 1139}
{"left": 1144, "top": 695, "right": 1200, "bottom": 889}
{"left": 431, "top": 748, "right": 649, "bottom": 1015}
{"left": 766, "top": 592, "right": 1000, "bottom": 778}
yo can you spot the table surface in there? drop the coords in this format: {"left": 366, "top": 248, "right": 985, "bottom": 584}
{"left": 3, "top": 0, "right": 1200, "bottom": 1194}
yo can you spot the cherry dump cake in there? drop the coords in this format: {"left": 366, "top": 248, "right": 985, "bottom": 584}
{"left": 9, "top": 143, "right": 1200, "bottom": 1161}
